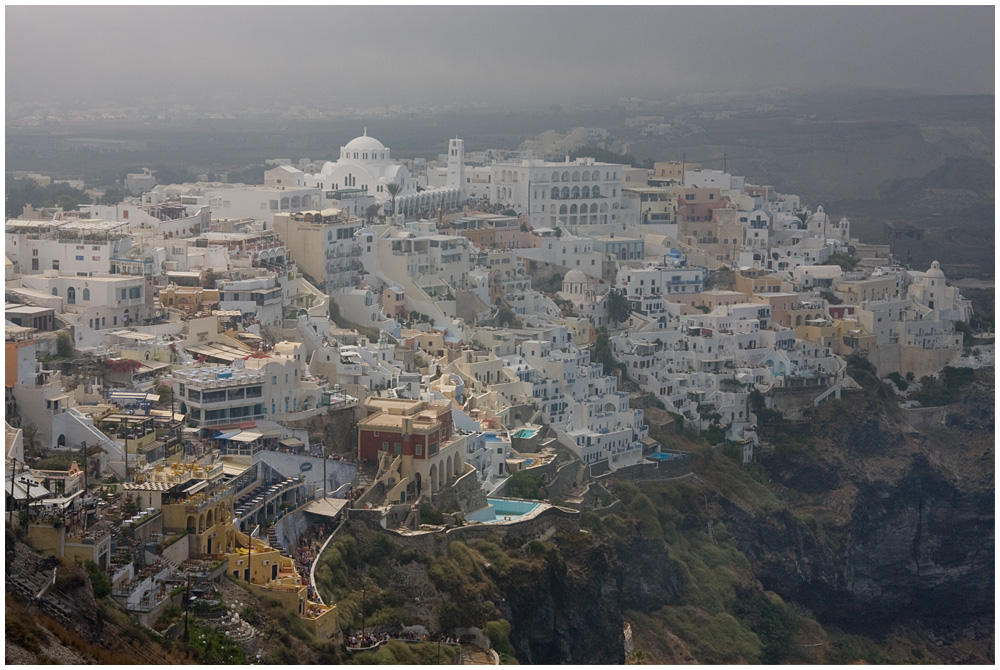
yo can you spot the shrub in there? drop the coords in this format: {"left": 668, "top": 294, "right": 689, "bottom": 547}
{"left": 505, "top": 470, "right": 545, "bottom": 499}
{"left": 84, "top": 560, "right": 112, "bottom": 598}
{"left": 484, "top": 619, "right": 516, "bottom": 657}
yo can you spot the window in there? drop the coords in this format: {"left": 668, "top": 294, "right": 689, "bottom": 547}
{"left": 52, "top": 260, "right": 59, "bottom": 270}
{"left": 129, "top": 287, "right": 141, "bottom": 299}
{"left": 121, "top": 289, "right": 128, "bottom": 300}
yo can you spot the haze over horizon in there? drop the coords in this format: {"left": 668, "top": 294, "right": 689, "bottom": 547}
{"left": 6, "top": 6, "right": 995, "bottom": 111}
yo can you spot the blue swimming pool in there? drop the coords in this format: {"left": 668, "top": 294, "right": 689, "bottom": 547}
{"left": 467, "top": 498, "right": 542, "bottom": 523}
{"left": 647, "top": 452, "right": 674, "bottom": 461}
{"left": 512, "top": 428, "right": 539, "bottom": 439}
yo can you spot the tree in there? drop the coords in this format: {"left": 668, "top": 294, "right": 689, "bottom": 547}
{"left": 101, "top": 187, "right": 127, "bottom": 205}
{"left": 55, "top": 331, "right": 74, "bottom": 358}
{"left": 496, "top": 306, "right": 517, "bottom": 327}
{"left": 365, "top": 203, "right": 380, "bottom": 224}
{"left": 499, "top": 209, "right": 517, "bottom": 217}
{"left": 606, "top": 290, "right": 632, "bottom": 325}
{"left": 384, "top": 182, "right": 402, "bottom": 217}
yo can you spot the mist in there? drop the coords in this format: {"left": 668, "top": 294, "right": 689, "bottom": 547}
{"left": 6, "top": 6, "right": 994, "bottom": 110}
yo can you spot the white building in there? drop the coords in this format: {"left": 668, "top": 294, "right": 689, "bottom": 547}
{"left": 299, "top": 131, "right": 463, "bottom": 218}
{"left": 489, "top": 157, "right": 626, "bottom": 229}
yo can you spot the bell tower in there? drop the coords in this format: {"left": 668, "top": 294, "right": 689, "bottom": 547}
{"left": 447, "top": 138, "right": 465, "bottom": 199}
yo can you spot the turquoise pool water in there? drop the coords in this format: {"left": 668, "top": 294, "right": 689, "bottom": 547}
{"left": 512, "top": 428, "right": 539, "bottom": 439}
{"left": 647, "top": 452, "right": 675, "bottom": 461}
{"left": 467, "top": 498, "right": 542, "bottom": 523}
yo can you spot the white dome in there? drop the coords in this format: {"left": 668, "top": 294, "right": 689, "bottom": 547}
{"left": 564, "top": 269, "right": 587, "bottom": 284}
{"left": 344, "top": 133, "right": 385, "bottom": 152}
{"left": 925, "top": 260, "right": 945, "bottom": 279}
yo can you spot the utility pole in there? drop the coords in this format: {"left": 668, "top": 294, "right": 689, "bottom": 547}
{"left": 8, "top": 457, "right": 17, "bottom": 526}
{"left": 183, "top": 573, "right": 191, "bottom": 642}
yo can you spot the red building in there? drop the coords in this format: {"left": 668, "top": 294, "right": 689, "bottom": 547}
{"left": 357, "top": 398, "right": 454, "bottom": 464}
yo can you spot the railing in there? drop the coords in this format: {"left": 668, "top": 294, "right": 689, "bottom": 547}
{"left": 199, "top": 413, "right": 266, "bottom": 427}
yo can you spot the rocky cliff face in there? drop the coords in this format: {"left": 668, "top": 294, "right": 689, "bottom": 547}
{"left": 499, "top": 537, "right": 683, "bottom": 664}
{"left": 723, "top": 379, "right": 994, "bottom": 628}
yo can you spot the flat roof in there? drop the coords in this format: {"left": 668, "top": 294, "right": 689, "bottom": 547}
{"left": 303, "top": 498, "right": 348, "bottom": 519}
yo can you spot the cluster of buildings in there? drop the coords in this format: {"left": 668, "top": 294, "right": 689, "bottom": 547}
{"left": 5, "top": 128, "right": 980, "bottom": 639}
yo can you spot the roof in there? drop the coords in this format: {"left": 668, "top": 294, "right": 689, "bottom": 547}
{"left": 303, "top": 498, "right": 348, "bottom": 519}
{"left": 344, "top": 132, "right": 386, "bottom": 152}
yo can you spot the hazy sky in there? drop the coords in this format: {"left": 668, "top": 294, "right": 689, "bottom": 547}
{"left": 6, "top": 5, "right": 995, "bottom": 108}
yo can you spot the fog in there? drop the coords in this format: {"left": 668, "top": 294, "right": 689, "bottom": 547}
{"left": 6, "top": 6, "right": 994, "bottom": 109}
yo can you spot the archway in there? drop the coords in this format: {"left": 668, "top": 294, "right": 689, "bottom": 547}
{"left": 429, "top": 464, "right": 437, "bottom": 494}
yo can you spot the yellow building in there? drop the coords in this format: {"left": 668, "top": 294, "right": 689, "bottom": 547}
{"left": 159, "top": 285, "right": 220, "bottom": 314}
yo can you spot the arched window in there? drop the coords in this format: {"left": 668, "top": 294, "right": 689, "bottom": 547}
{"left": 562, "top": 171, "right": 570, "bottom": 181}
{"left": 52, "top": 287, "right": 58, "bottom": 296}
{"left": 561, "top": 186, "right": 570, "bottom": 199}
{"left": 592, "top": 186, "right": 600, "bottom": 198}
{"left": 549, "top": 204, "right": 557, "bottom": 215}
{"left": 572, "top": 171, "right": 580, "bottom": 181}
{"left": 82, "top": 288, "right": 90, "bottom": 301}
{"left": 559, "top": 205, "right": 568, "bottom": 215}
{"left": 67, "top": 287, "right": 76, "bottom": 304}
{"left": 581, "top": 186, "right": 590, "bottom": 198}
{"left": 552, "top": 171, "right": 560, "bottom": 182}
{"left": 569, "top": 204, "right": 578, "bottom": 214}
{"left": 571, "top": 186, "right": 580, "bottom": 199}
{"left": 551, "top": 187, "right": 559, "bottom": 199}
{"left": 590, "top": 203, "right": 598, "bottom": 213}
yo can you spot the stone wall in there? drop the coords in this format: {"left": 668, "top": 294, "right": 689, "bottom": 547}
{"left": 868, "top": 342, "right": 960, "bottom": 379}
{"left": 433, "top": 464, "right": 488, "bottom": 515}
{"left": 594, "top": 453, "right": 692, "bottom": 484}
{"left": 900, "top": 406, "right": 948, "bottom": 431}
{"left": 347, "top": 505, "right": 581, "bottom": 556}
{"left": 274, "top": 507, "right": 311, "bottom": 553}
{"left": 280, "top": 403, "right": 365, "bottom": 457}
{"left": 769, "top": 385, "right": 831, "bottom": 419}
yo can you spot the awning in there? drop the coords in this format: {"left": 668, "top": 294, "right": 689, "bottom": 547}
{"left": 214, "top": 431, "right": 240, "bottom": 440}
{"left": 279, "top": 438, "right": 304, "bottom": 448}
{"left": 229, "top": 431, "right": 263, "bottom": 443}
{"left": 303, "top": 498, "right": 348, "bottom": 519}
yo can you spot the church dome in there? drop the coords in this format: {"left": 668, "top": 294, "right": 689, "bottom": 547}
{"left": 344, "top": 131, "right": 385, "bottom": 152}
{"left": 564, "top": 269, "right": 587, "bottom": 284}
{"left": 925, "top": 260, "right": 945, "bottom": 279}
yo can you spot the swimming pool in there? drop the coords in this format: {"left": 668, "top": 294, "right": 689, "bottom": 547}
{"left": 511, "top": 428, "right": 539, "bottom": 439}
{"left": 647, "top": 452, "right": 675, "bottom": 461}
{"left": 466, "top": 498, "right": 542, "bottom": 523}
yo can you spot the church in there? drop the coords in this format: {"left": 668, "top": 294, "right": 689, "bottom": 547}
{"left": 266, "top": 131, "right": 465, "bottom": 219}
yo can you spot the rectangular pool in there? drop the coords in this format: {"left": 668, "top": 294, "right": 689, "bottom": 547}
{"left": 466, "top": 498, "right": 542, "bottom": 523}
{"left": 647, "top": 452, "right": 675, "bottom": 461}
{"left": 511, "top": 428, "right": 539, "bottom": 439}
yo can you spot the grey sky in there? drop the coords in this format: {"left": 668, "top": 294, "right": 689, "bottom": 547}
{"left": 6, "top": 6, "right": 994, "bottom": 108}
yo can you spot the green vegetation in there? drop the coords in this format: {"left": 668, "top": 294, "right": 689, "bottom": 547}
{"left": 56, "top": 331, "right": 75, "bottom": 359}
{"left": 350, "top": 639, "right": 459, "bottom": 664}
{"left": 495, "top": 305, "right": 517, "bottom": 328}
{"left": 484, "top": 619, "right": 516, "bottom": 657}
{"left": 592, "top": 328, "right": 625, "bottom": 377}
{"left": 419, "top": 501, "right": 444, "bottom": 525}
{"left": 83, "top": 560, "right": 112, "bottom": 598}
{"left": 913, "top": 366, "right": 975, "bottom": 406}
{"left": 5, "top": 176, "right": 92, "bottom": 217}
{"left": 886, "top": 371, "right": 908, "bottom": 391}
{"left": 823, "top": 253, "right": 860, "bottom": 271}
{"left": 605, "top": 290, "right": 632, "bottom": 324}
{"left": 504, "top": 470, "right": 545, "bottom": 499}
{"left": 186, "top": 621, "right": 246, "bottom": 664}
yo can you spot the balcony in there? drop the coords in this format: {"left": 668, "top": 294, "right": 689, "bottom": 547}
{"left": 200, "top": 413, "right": 266, "bottom": 427}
